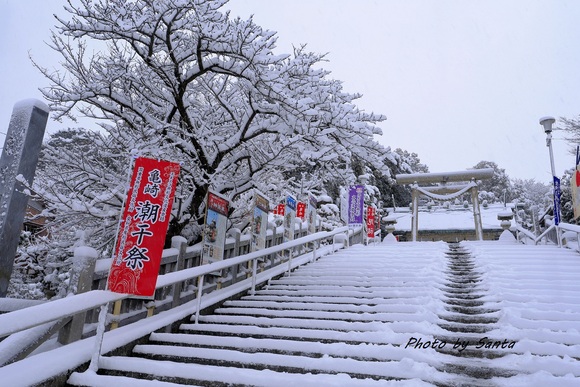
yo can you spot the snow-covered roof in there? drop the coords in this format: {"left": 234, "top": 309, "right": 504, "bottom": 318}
{"left": 388, "top": 203, "right": 508, "bottom": 231}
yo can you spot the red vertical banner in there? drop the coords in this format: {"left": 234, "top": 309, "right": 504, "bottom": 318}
{"left": 296, "top": 202, "right": 306, "bottom": 220}
{"left": 108, "top": 157, "right": 180, "bottom": 297}
{"left": 277, "top": 203, "right": 285, "bottom": 216}
{"left": 572, "top": 168, "right": 580, "bottom": 219}
{"left": 366, "top": 206, "right": 375, "bottom": 238}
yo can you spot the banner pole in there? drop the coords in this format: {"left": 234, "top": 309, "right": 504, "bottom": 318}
{"left": 287, "top": 248, "right": 293, "bottom": 274}
{"left": 88, "top": 302, "right": 110, "bottom": 372}
{"left": 194, "top": 274, "right": 204, "bottom": 324}
{"left": 251, "top": 259, "right": 257, "bottom": 295}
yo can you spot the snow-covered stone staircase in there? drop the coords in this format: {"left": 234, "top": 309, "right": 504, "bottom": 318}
{"left": 434, "top": 243, "right": 517, "bottom": 386}
{"left": 67, "top": 241, "right": 580, "bottom": 386}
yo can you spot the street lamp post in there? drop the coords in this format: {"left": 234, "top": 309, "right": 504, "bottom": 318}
{"left": 540, "top": 116, "right": 557, "bottom": 177}
{"left": 539, "top": 116, "right": 561, "bottom": 246}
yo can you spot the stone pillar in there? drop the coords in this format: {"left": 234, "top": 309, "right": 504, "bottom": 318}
{"left": 227, "top": 228, "right": 241, "bottom": 257}
{"left": 0, "top": 100, "right": 49, "bottom": 297}
{"left": 470, "top": 184, "right": 483, "bottom": 241}
{"left": 58, "top": 246, "right": 98, "bottom": 344}
{"left": 411, "top": 185, "right": 419, "bottom": 242}
{"left": 171, "top": 236, "right": 187, "bottom": 308}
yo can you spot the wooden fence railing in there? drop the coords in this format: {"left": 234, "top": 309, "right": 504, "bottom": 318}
{"left": 0, "top": 222, "right": 363, "bottom": 380}
{"left": 515, "top": 219, "right": 580, "bottom": 251}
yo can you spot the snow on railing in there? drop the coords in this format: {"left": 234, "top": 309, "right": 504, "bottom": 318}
{"left": 0, "top": 225, "right": 360, "bottom": 376}
{"left": 555, "top": 222, "right": 580, "bottom": 251}
{"left": 515, "top": 219, "right": 580, "bottom": 252}
{"left": 513, "top": 221, "right": 536, "bottom": 244}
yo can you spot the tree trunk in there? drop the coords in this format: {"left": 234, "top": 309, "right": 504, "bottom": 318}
{"left": 164, "top": 185, "right": 208, "bottom": 247}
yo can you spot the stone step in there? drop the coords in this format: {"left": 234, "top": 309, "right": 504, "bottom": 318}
{"left": 223, "top": 299, "right": 425, "bottom": 313}
{"left": 68, "top": 356, "right": 409, "bottom": 386}
{"left": 438, "top": 311, "right": 499, "bottom": 325}
{"left": 148, "top": 332, "right": 402, "bottom": 360}
{"left": 254, "top": 288, "right": 435, "bottom": 298}
{"left": 195, "top": 313, "right": 403, "bottom": 332}
{"left": 241, "top": 293, "right": 434, "bottom": 305}
{"left": 130, "top": 343, "right": 415, "bottom": 380}
{"left": 179, "top": 322, "right": 409, "bottom": 345}
{"left": 265, "top": 283, "right": 433, "bottom": 291}
{"left": 444, "top": 305, "right": 500, "bottom": 315}
{"left": 438, "top": 323, "right": 495, "bottom": 334}
{"left": 68, "top": 372, "right": 199, "bottom": 386}
{"left": 271, "top": 277, "right": 436, "bottom": 286}
{"left": 212, "top": 306, "right": 435, "bottom": 323}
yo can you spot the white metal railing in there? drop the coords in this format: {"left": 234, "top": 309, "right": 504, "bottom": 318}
{"left": 515, "top": 219, "right": 580, "bottom": 251}
{"left": 0, "top": 225, "right": 359, "bottom": 384}
{"left": 554, "top": 222, "right": 580, "bottom": 251}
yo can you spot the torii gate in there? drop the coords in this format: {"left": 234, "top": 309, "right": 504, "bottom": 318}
{"left": 395, "top": 169, "right": 494, "bottom": 242}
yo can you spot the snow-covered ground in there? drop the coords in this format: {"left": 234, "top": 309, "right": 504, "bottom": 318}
{"left": 62, "top": 239, "right": 579, "bottom": 386}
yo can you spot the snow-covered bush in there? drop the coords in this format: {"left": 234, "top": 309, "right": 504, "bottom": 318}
{"left": 316, "top": 191, "right": 342, "bottom": 232}
{"left": 9, "top": 233, "right": 72, "bottom": 300}
{"left": 478, "top": 190, "right": 496, "bottom": 204}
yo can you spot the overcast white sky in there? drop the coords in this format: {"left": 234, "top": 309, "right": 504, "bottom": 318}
{"left": 1, "top": 0, "right": 580, "bottom": 183}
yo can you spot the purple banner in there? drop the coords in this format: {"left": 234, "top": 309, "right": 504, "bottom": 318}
{"left": 348, "top": 185, "right": 364, "bottom": 225}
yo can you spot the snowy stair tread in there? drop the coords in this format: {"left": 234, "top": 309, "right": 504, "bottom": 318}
{"left": 70, "top": 356, "right": 418, "bottom": 386}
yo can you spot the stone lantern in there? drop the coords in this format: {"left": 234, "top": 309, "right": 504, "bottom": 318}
{"left": 497, "top": 209, "right": 514, "bottom": 230}
{"left": 358, "top": 174, "right": 369, "bottom": 185}
{"left": 383, "top": 213, "right": 398, "bottom": 243}
{"left": 497, "top": 208, "right": 517, "bottom": 242}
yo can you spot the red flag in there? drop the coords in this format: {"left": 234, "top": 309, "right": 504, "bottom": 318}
{"left": 108, "top": 157, "right": 180, "bottom": 297}
{"left": 296, "top": 202, "right": 306, "bottom": 220}
{"left": 277, "top": 203, "right": 285, "bottom": 216}
{"left": 366, "top": 206, "right": 375, "bottom": 238}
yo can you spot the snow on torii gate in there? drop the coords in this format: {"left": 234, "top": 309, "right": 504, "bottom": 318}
{"left": 395, "top": 168, "right": 495, "bottom": 242}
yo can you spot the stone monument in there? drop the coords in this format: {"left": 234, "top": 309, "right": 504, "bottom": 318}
{"left": 0, "top": 99, "right": 49, "bottom": 297}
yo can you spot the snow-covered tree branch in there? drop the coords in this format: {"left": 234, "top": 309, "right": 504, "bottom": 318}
{"left": 33, "top": 0, "right": 396, "bottom": 248}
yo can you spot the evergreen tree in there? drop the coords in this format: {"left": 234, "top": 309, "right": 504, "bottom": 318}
{"left": 472, "top": 161, "right": 511, "bottom": 203}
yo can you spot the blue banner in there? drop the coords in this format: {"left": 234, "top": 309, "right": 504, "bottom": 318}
{"left": 286, "top": 195, "right": 297, "bottom": 211}
{"left": 553, "top": 176, "right": 561, "bottom": 225}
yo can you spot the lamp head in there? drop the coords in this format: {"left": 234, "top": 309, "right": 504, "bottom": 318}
{"left": 539, "top": 116, "right": 556, "bottom": 134}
